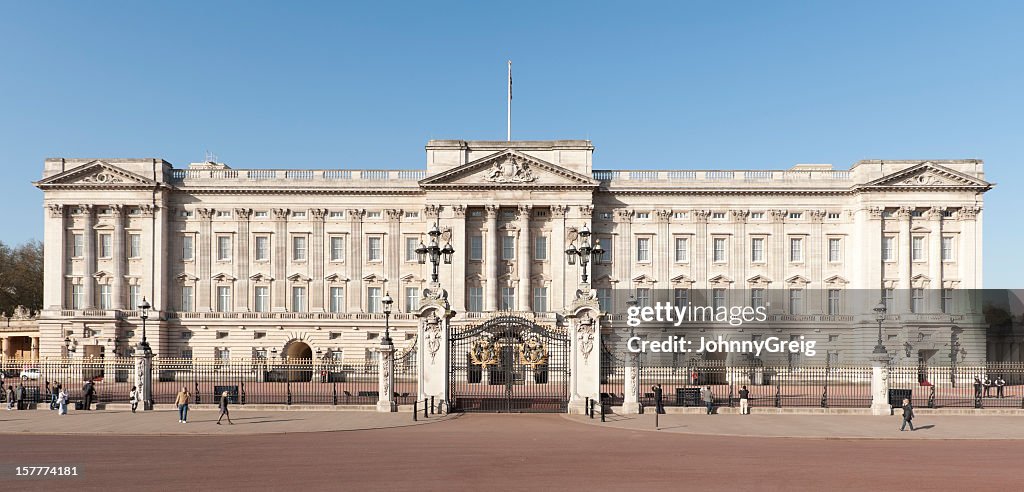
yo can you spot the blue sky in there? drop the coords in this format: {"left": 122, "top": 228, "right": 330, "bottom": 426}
{"left": 1, "top": 1, "right": 1021, "bottom": 287}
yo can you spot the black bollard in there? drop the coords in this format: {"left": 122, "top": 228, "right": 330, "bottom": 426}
{"left": 655, "top": 410, "right": 659, "bottom": 429}
{"left": 600, "top": 400, "right": 606, "bottom": 422}
{"left": 413, "top": 401, "right": 418, "bottom": 421}
{"left": 589, "top": 399, "right": 594, "bottom": 419}
{"left": 585, "top": 397, "right": 590, "bottom": 417}
{"left": 431, "top": 396, "right": 435, "bottom": 415}
{"left": 423, "top": 399, "right": 428, "bottom": 418}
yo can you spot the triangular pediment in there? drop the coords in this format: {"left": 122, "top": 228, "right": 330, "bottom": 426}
{"left": 362, "top": 273, "right": 386, "bottom": 284}
{"left": 175, "top": 273, "right": 198, "bottom": 282}
{"left": 35, "top": 161, "right": 159, "bottom": 189}
{"left": 670, "top": 274, "right": 694, "bottom": 284}
{"left": 324, "top": 273, "right": 349, "bottom": 282}
{"left": 287, "top": 273, "right": 312, "bottom": 282}
{"left": 631, "top": 274, "right": 656, "bottom": 284}
{"left": 708, "top": 274, "right": 733, "bottom": 284}
{"left": 786, "top": 275, "right": 811, "bottom": 285}
{"left": 419, "top": 150, "right": 599, "bottom": 189}
{"left": 250, "top": 273, "right": 274, "bottom": 282}
{"left": 746, "top": 274, "right": 773, "bottom": 285}
{"left": 862, "top": 162, "right": 991, "bottom": 190}
{"left": 211, "top": 272, "right": 236, "bottom": 282}
{"left": 824, "top": 275, "right": 849, "bottom": 285}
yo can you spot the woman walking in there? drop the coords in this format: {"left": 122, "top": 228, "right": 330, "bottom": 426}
{"left": 900, "top": 398, "right": 916, "bottom": 432}
{"left": 129, "top": 386, "right": 139, "bottom": 413}
{"left": 57, "top": 386, "right": 68, "bottom": 415}
{"left": 175, "top": 387, "right": 191, "bottom": 423}
{"left": 216, "top": 391, "right": 233, "bottom": 425}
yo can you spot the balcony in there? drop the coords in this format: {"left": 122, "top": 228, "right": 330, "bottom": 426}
{"left": 592, "top": 169, "right": 853, "bottom": 189}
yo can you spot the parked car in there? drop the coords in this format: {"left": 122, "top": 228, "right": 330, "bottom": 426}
{"left": 20, "top": 368, "right": 42, "bottom": 380}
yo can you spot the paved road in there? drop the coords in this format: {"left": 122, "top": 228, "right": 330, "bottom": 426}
{"left": 2, "top": 413, "right": 1020, "bottom": 491}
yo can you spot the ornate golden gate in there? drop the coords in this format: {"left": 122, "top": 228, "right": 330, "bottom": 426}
{"left": 448, "top": 315, "right": 569, "bottom": 413}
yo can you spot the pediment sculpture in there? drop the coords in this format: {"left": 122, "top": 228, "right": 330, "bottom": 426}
{"left": 485, "top": 154, "right": 537, "bottom": 183}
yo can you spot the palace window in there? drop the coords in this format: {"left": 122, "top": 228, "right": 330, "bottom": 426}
{"left": 180, "top": 286, "right": 193, "bottom": 312}
{"left": 255, "top": 236, "right": 270, "bottom": 261}
{"left": 292, "top": 236, "right": 307, "bottom": 261}
{"left": 217, "top": 286, "right": 231, "bottom": 312}
{"left": 882, "top": 237, "right": 896, "bottom": 262}
{"left": 367, "top": 287, "right": 382, "bottom": 313}
{"left": 254, "top": 286, "right": 269, "bottom": 313}
{"left": 71, "top": 284, "right": 84, "bottom": 309}
{"left": 789, "top": 238, "right": 803, "bottom": 262}
{"left": 712, "top": 238, "right": 727, "bottom": 262}
{"left": 469, "top": 236, "right": 483, "bottom": 261}
{"left": 405, "top": 237, "right": 419, "bottom": 262}
{"left": 674, "top": 237, "right": 689, "bottom": 262}
{"left": 882, "top": 288, "right": 894, "bottom": 312}
{"left": 636, "top": 237, "right": 651, "bottom": 262}
{"left": 182, "top": 235, "right": 194, "bottom": 261}
{"left": 99, "top": 233, "right": 112, "bottom": 258}
{"left": 712, "top": 289, "right": 726, "bottom": 310}
{"left": 674, "top": 288, "right": 690, "bottom": 308}
{"left": 598, "top": 238, "right": 613, "bottom": 264}
{"left": 468, "top": 287, "right": 484, "bottom": 312}
{"left": 911, "top": 288, "right": 925, "bottom": 313}
{"left": 635, "top": 288, "right": 651, "bottom": 307}
{"left": 912, "top": 237, "right": 925, "bottom": 261}
{"left": 99, "top": 284, "right": 112, "bottom": 310}
{"left": 501, "top": 287, "right": 515, "bottom": 310}
{"left": 750, "top": 288, "right": 766, "bottom": 309}
{"left": 405, "top": 287, "right": 419, "bottom": 313}
{"left": 367, "top": 237, "right": 382, "bottom": 261}
{"left": 71, "top": 233, "right": 84, "bottom": 258}
{"left": 330, "top": 236, "right": 346, "bottom": 262}
{"left": 941, "top": 236, "right": 954, "bottom": 261}
{"left": 788, "top": 212, "right": 803, "bottom": 220}
{"left": 534, "top": 236, "right": 548, "bottom": 261}
{"left": 827, "top": 289, "right": 841, "bottom": 315}
{"left": 533, "top": 287, "right": 548, "bottom": 312}
{"left": 128, "top": 234, "right": 141, "bottom": 259}
{"left": 217, "top": 236, "right": 232, "bottom": 261}
{"left": 828, "top": 238, "right": 841, "bottom": 262}
{"left": 941, "top": 289, "right": 954, "bottom": 313}
{"left": 502, "top": 236, "right": 515, "bottom": 260}
{"left": 291, "top": 286, "right": 307, "bottom": 312}
{"left": 597, "top": 288, "right": 612, "bottom": 312}
{"left": 750, "top": 212, "right": 765, "bottom": 220}
{"left": 711, "top": 212, "right": 726, "bottom": 220}
{"left": 751, "top": 238, "right": 765, "bottom": 263}
{"left": 329, "top": 287, "right": 345, "bottom": 313}
{"left": 129, "top": 285, "right": 142, "bottom": 309}
{"left": 789, "top": 289, "right": 804, "bottom": 315}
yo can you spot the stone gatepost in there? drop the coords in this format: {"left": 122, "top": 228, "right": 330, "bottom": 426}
{"left": 134, "top": 347, "right": 154, "bottom": 411}
{"left": 415, "top": 285, "right": 453, "bottom": 411}
{"left": 377, "top": 340, "right": 396, "bottom": 412}
{"left": 566, "top": 288, "right": 601, "bottom": 414}
{"left": 870, "top": 353, "right": 890, "bottom": 415}
{"left": 621, "top": 351, "right": 641, "bottom": 414}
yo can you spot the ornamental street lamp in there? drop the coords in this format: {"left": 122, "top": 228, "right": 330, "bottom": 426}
{"left": 873, "top": 300, "right": 887, "bottom": 355}
{"left": 381, "top": 292, "right": 394, "bottom": 346}
{"left": 565, "top": 224, "right": 604, "bottom": 283}
{"left": 138, "top": 297, "right": 152, "bottom": 355}
{"left": 415, "top": 221, "right": 455, "bottom": 283}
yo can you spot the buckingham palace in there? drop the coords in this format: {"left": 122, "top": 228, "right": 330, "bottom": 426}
{"left": 33, "top": 139, "right": 994, "bottom": 371}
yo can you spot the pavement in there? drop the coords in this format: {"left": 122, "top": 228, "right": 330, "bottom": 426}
{"left": 567, "top": 412, "right": 1024, "bottom": 440}
{"left": 0, "top": 407, "right": 454, "bottom": 435}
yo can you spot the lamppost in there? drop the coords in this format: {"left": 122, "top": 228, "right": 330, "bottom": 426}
{"left": 138, "top": 297, "right": 152, "bottom": 355}
{"left": 565, "top": 224, "right": 604, "bottom": 283}
{"left": 381, "top": 292, "right": 394, "bottom": 345}
{"left": 415, "top": 221, "right": 455, "bottom": 283}
{"left": 873, "top": 300, "right": 887, "bottom": 355}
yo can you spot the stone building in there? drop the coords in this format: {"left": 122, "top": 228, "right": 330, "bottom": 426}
{"left": 34, "top": 140, "right": 992, "bottom": 367}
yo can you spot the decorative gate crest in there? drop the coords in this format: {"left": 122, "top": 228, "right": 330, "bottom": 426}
{"left": 469, "top": 338, "right": 500, "bottom": 368}
{"left": 519, "top": 334, "right": 549, "bottom": 368}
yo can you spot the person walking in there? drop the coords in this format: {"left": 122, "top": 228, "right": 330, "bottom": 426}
{"left": 50, "top": 382, "right": 60, "bottom": 410}
{"left": 899, "top": 398, "right": 916, "bottom": 431}
{"left": 175, "top": 387, "right": 191, "bottom": 423}
{"left": 216, "top": 391, "right": 233, "bottom": 425}
{"left": 57, "top": 386, "right": 69, "bottom": 415}
{"left": 739, "top": 385, "right": 750, "bottom": 415}
{"left": 973, "top": 376, "right": 983, "bottom": 400}
{"left": 995, "top": 375, "right": 1006, "bottom": 398}
{"left": 82, "top": 380, "right": 96, "bottom": 410}
{"left": 15, "top": 382, "right": 25, "bottom": 411}
{"left": 701, "top": 385, "right": 714, "bottom": 415}
{"left": 6, "top": 385, "right": 15, "bottom": 410}
{"left": 129, "top": 386, "right": 139, "bottom": 413}
{"left": 651, "top": 384, "right": 665, "bottom": 415}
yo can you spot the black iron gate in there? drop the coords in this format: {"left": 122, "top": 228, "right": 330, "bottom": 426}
{"left": 449, "top": 315, "right": 569, "bottom": 413}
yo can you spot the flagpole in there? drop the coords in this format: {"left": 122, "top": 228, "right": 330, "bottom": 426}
{"left": 507, "top": 60, "right": 512, "bottom": 142}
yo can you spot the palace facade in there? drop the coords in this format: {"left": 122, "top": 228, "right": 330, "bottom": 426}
{"left": 34, "top": 140, "right": 993, "bottom": 366}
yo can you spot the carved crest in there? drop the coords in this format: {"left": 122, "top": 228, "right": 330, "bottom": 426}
{"left": 576, "top": 312, "right": 596, "bottom": 361}
{"left": 469, "top": 338, "right": 500, "bottom": 368}
{"left": 424, "top": 312, "right": 442, "bottom": 362}
{"left": 485, "top": 154, "right": 537, "bottom": 183}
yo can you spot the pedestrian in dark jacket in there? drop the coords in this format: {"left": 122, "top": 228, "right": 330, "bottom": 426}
{"left": 973, "top": 377, "right": 983, "bottom": 399}
{"left": 995, "top": 376, "right": 1006, "bottom": 398}
{"left": 739, "top": 385, "right": 751, "bottom": 415}
{"left": 701, "top": 386, "right": 714, "bottom": 415}
{"left": 983, "top": 376, "right": 993, "bottom": 397}
{"left": 82, "top": 381, "right": 95, "bottom": 410}
{"left": 652, "top": 384, "right": 665, "bottom": 414}
{"left": 5, "top": 385, "right": 14, "bottom": 410}
{"left": 15, "top": 383, "right": 25, "bottom": 410}
{"left": 900, "top": 398, "right": 915, "bottom": 431}
{"left": 216, "top": 391, "right": 233, "bottom": 425}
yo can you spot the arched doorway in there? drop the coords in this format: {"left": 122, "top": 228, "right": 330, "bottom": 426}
{"left": 283, "top": 341, "right": 313, "bottom": 382}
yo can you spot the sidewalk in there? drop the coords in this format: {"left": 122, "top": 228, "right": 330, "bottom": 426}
{"left": 0, "top": 407, "right": 455, "bottom": 436}
{"left": 566, "top": 412, "right": 1024, "bottom": 440}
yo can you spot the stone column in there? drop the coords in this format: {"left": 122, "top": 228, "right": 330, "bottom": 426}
{"left": 613, "top": 209, "right": 633, "bottom": 307}
{"left": 926, "top": 207, "right": 943, "bottom": 311}
{"left": 416, "top": 298, "right": 451, "bottom": 407}
{"left": 386, "top": 209, "right": 403, "bottom": 301}
{"left": 82, "top": 205, "right": 96, "bottom": 309}
{"left": 550, "top": 206, "right": 569, "bottom": 311}
{"left": 134, "top": 346, "right": 153, "bottom": 410}
{"left": 568, "top": 306, "right": 601, "bottom": 413}
{"left": 863, "top": 207, "right": 884, "bottom": 314}
{"left": 44, "top": 204, "right": 66, "bottom": 310}
{"left": 111, "top": 205, "right": 126, "bottom": 309}
{"left": 31, "top": 337, "right": 40, "bottom": 361}
{"left": 484, "top": 205, "right": 500, "bottom": 311}
{"left": 347, "top": 209, "right": 365, "bottom": 312}
{"left": 809, "top": 210, "right": 825, "bottom": 313}
{"left": 897, "top": 206, "right": 912, "bottom": 313}
{"left": 272, "top": 208, "right": 289, "bottom": 312}
{"left": 870, "top": 352, "right": 890, "bottom": 415}
{"left": 235, "top": 209, "right": 252, "bottom": 311}
{"left": 517, "top": 205, "right": 531, "bottom": 311}
{"left": 622, "top": 351, "right": 641, "bottom": 414}
{"left": 377, "top": 339, "right": 396, "bottom": 412}
{"left": 197, "top": 208, "right": 214, "bottom": 311}
{"left": 450, "top": 206, "right": 467, "bottom": 314}
{"left": 730, "top": 210, "right": 749, "bottom": 304}
{"left": 769, "top": 210, "right": 786, "bottom": 310}
{"left": 310, "top": 209, "right": 327, "bottom": 311}
{"left": 657, "top": 210, "right": 673, "bottom": 304}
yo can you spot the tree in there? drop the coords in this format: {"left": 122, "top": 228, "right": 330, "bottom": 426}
{"left": 0, "top": 240, "right": 44, "bottom": 316}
